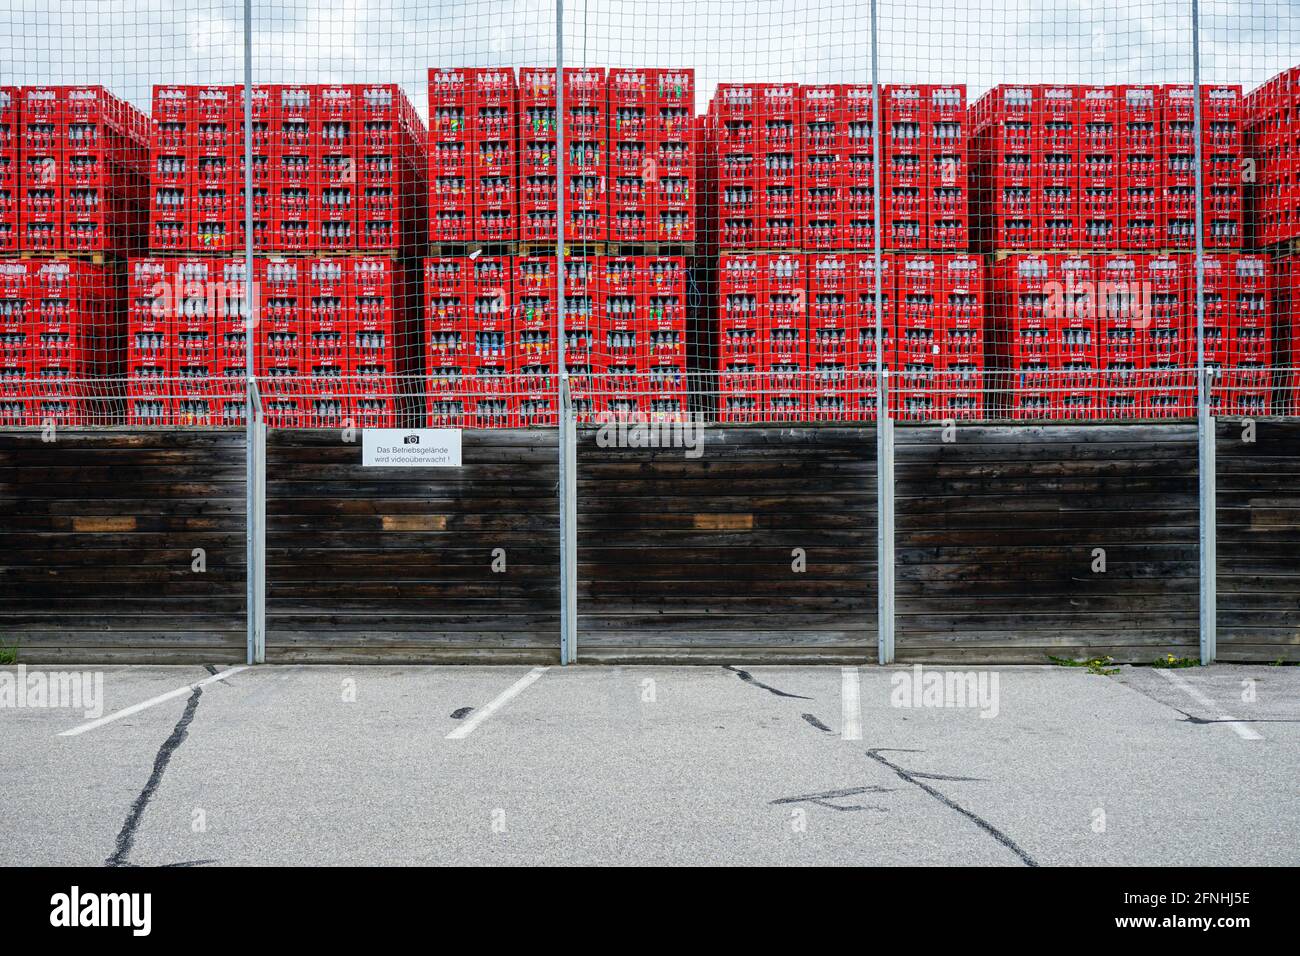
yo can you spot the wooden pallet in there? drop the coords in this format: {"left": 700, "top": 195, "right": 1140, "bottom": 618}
{"left": 144, "top": 248, "right": 404, "bottom": 259}
{"left": 14, "top": 250, "right": 115, "bottom": 265}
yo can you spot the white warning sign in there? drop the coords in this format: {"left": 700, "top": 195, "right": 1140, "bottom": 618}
{"left": 362, "top": 429, "right": 462, "bottom": 468}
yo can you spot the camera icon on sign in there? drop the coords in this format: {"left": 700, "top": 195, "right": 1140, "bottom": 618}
{"left": 403, "top": 435, "right": 420, "bottom": 445}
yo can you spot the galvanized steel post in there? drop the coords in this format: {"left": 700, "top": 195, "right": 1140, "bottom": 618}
{"left": 1192, "top": 0, "right": 1216, "bottom": 664}
{"left": 871, "top": 0, "right": 894, "bottom": 664}
{"left": 243, "top": 0, "right": 265, "bottom": 664}
{"left": 557, "top": 0, "right": 578, "bottom": 664}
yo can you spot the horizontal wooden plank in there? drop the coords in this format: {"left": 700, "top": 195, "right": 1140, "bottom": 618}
{"left": 692, "top": 513, "right": 754, "bottom": 531}
{"left": 380, "top": 515, "right": 448, "bottom": 532}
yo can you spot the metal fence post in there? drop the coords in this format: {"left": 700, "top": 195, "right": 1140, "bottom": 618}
{"left": 561, "top": 384, "right": 577, "bottom": 664}
{"left": 556, "top": 0, "right": 577, "bottom": 664}
{"left": 1198, "top": 377, "right": 1216, "bottom": 664}
{"left": 253, "top": 397, "right": 266, "bottom": 663}
{"left": 877, "top": 381, "right": 895, "bottom": 665}
{"left": 1191, "top": 0, "right": 1216, "bottom": 664}
{"left": 870, "top": 0, "right": 894, "bottom": 664}
{"left": 242, "top": 0, "right": 265, "bottom": 665}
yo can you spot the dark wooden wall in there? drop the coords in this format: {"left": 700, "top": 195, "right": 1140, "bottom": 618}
{"left": 264, "top": 429, "right": 559, "bottom": 662}
{"left": 1216, "top": 419, "right": 1300, "bottom": 662}
{"left": 5, "top": 422, "right": 1298, "bottom": 664}
{"left": 894, "top": 424, "right": 1201, "bottom": 663}
{"left": 0, "top": 429, "right": 246, "bottom": 663}
{"left": 576, "top": 426, "right": 878, "bottom": 662}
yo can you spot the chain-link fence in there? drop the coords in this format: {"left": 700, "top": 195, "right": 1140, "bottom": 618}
{"left": 0, "top": 1, "right": 1296, "bottom": 427}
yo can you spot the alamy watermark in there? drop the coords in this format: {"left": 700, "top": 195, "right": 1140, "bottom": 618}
{"left": 594, "top": 412, "right": 705, "bottom": 459}
{"left": 889, "top": 664, "right": 1000, "bottom": 718}
{"left": 0, "top": 665, "right": 103, "bottom": 718}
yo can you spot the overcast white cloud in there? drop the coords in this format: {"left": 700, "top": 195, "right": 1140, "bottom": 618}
{"left": 1, "top": 0, "right": 1297, "bottom": 120}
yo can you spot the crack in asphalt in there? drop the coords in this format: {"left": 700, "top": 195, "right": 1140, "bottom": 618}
{"left": 1175, "top": 710, "right": 1300, "bottom": 726}
{"left": 105, "top": 686, "right": 203, "bottom": 868}
{"left": 866, "top": 748, "right": 1039, "bottom": 868}
{"left": 801, "top": 713, "right": 832, "bottom": 732}
{"left": 724, "top": 665, "right": 812, "bottom": 700}
{"left": 771, "top": 785, "right": 895, "bottom": 813}
{"left": 1114, "top": 676, "right": 1296, "bottom": 728}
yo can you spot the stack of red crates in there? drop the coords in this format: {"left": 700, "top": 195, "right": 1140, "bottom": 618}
{"left": 974, "top": 83, "right": 1241, "bottom": 252}
{"left": 256, "top": 254, "right": 409, "bottom": 426}
{"left": 990, "top": 252, "right": 1228, "bottom": 419}
{"left": 424, "top": 253, "right": 685, "bottom": 426}
{"left": 469, "top": 70, "right": 517, "bottom": 243}
{"left": 705, "top": 82, "right": 803, "bottom": 250}
{"left": 807, "top": 251, "right": 880, "bottom": 418}
{"left": 0, "top": 258, "right": 117, "bottom": 425}
{"left": 565, "top": 68, "right": 607, "bottom": 242}
{"left": 1079, "top": 86, "right": 1119, "bottom": 249}
{"left": 707, "top": 84, "right": 759, "bottom": 249}
{"left": 1, "top": 88, "right": 19, "bottom": 252}
{"left": 882, "top": 85, "right": 928, "bottom": 251}
{"left": 17, "top": 86, "right": 148, "bottom": 254}
{"left": 757, "top": 84, "right": 801, "bottom": 249}
{"left": 512, "top": 253, "right": 558, "bottom": 424}
{"left": 850, "top": 251, "right": 892, "bottom": 419}
{"left": 518, "top": 68, "right": 560, "bottom": 243}
{"left": 800, "top": 85, "right": 849, "bottom": 250}
{"left": 1246, "top": 67, "right": 1300, "bottom": 246}
{"left": 893, "top": 253, "right": 984, "bottom": 419}
{"left": 517, "top": 67, "right": 607, "bottom": 242}
{"left": 149, "top": 83, "right": 425, "bottom": 253}
{"left": 1279, "top": 254, "right": 1300, "bottom": 413}
{"left": 126, "top": 254, "right": 410, "bottom": 426}
{"left": 608, "top": 69, "right": 654, "bottom": 243}
{"left": 716, "top": 250, "right": 977, "bottom": 421}
{"left": 258, "top": 256, "right": 307, "bottom": 423}
{"left": 1200, "top": 85, "right": 1246, "bottom": 249}
{"left": 1095, "top": 253, "right": 1145, "bottom": 418}
{"left": 562, "top": 255, "right": 598, "bottom": 420}
{"left": 1159, "top": 84, "right": 1244, "bottom": 249}
{"left": 464, "top": 254, "right": 512, "bottom": 424}
{"left": 926, "top": 85, "right": 969, "bottom": 250}
{"left": 642, "top": 255, "right": 688, "bottom": 418}
{"left": 972, "top": 85, "right": 1038, "bottom": 249}
{"left": 1139, "top": 252, "right": 1194, "bottom": 417}
{"left": 348, "top": 255, "right": 406, "bottom": 425}
{"left": 423, "top": 254, "right": 470, "bottom": 422}
{"left": 650, "top": 71, "right": 695, "bottom": 243}
{"left": 608, "top": 69, "right": 696, "bottom": 245}
{"left": 842, "top": 85, "right": 878, "bottom": 249}
{"left": 0, "top": 258, "right": 32, "bottom": 423}
{"left": 595, "top": 255, "right": 641, "bottom": 419}
{"left": 430, "top": 66, "right": 694, "bottom": 247}
{"left": 1055, "top": 253, "right": 1100, "bottom": 416}
{"left": 1119, "top": 85, "right": 1161, "bottom": 250}
{"left": 126, "top": 256, "right": 243, "bottom": 426}
{"left": 236, "top": 85, "right": 272, "bottom": 250}
{"left": 715, "top": 251, "right": 761, "bottom": 419}
{"left": 427, "top": 69, "right": 473, "bottom": 242}
{"left": 991, "top": 253, "right": 1057, "bottom": 417}
{"left": 148, "top": 85, "right": 237, "bottom": 252}
{"left": 1201, "top": 252, "right": 1273, "bottom": 415}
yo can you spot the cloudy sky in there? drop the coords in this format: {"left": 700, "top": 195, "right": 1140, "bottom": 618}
{"left": 2, "top": 0, "right": 1296, "bottom": 121}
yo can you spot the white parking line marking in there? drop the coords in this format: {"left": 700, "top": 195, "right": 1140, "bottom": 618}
{"left": 59, "top": 666, "right": 250, "bottom": 738}
{"left": 446, "top": 667, "right": 548, "bottom": 740}
{"left": 1157, "top": 668, "right": 1262, "bottom": 740}
{"left": 841, "top": 666, "right": 862, "bottom": 741}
